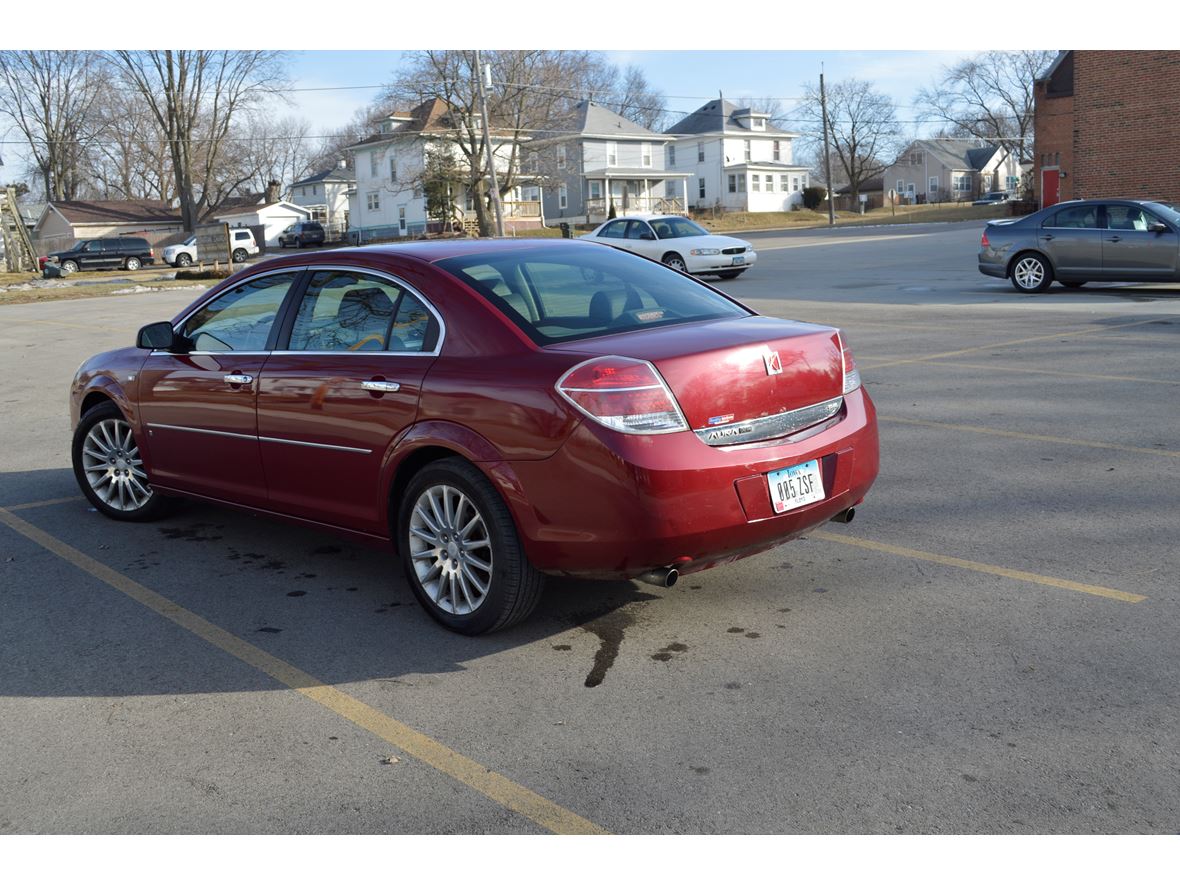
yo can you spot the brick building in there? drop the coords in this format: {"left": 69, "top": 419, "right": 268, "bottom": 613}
{"left": 1034, "top": 50, "right": 1180, "bottom": 208}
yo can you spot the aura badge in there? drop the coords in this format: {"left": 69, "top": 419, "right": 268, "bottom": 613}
{"left": 763, "top": 349, "right": 783, "bottom": 376}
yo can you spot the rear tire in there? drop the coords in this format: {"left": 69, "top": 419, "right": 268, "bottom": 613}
{"left": 72, "top": 401, "right": 172, "bottom": 522}
{"left": 397, "top": 458, "right": 543, "bottom": 635}
{"left": 125, "top": 257, "right": 141, "bottom": 271}
{"left": 1010, "top": 252, "right": 1053, "bottom": 293}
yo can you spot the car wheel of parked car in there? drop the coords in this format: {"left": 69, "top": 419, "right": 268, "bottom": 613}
{"left": 662, "top": 252, "right": 688, "bottom": 273}
{"left": 1010, "top": 253, "right": 1054, "bottom": 293}
{"left": 176, "top": 253, "right": 192, "bottom": 267}
{"left": 398, "top": 457, "right": 543, "bottom": 635}
{"left": 125, "top": 257, "right": 141, "bottom": 271}
{"left": 232, "top": 248, "right": 247, "bottom": 263}
{"left": 61, "top": 259, "right": 78, "bottom": 274}
{"left": 716, "top": 270, "right": 745, "bottom": 280}
{"left": 72, "top": 401, "right": 171, "bottom": 522}
{"left": 1059, "top": 281, "right": 1087, "bottom": 288}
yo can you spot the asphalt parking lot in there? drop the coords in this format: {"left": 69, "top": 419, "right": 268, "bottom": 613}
{"left": 2, "top": 220, "right": 1178, "bottom": 834}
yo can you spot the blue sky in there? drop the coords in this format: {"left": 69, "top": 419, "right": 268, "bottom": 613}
{"left": 285, "top": 50, "right": 969, "bottom": 136}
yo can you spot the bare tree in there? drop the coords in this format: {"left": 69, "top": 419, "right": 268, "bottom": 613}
{"left": 602, "top": 65, "right": 667, "bottom": 131}
{"left": 85, "top": 81, "right": 175, "bottom": 201}
{"left": 0, "top": 50, "right": 105, "bottom": 200}
{"left": 108, "top": 50, "right": 288, "bottom": 229}
{"left": 797, "top": 78, "right": 901, "bottom": 202}
{"left": 236, "top": 113, "right": 314, "bottom": 194}
{"left": 736, "top": 95, "right": 790, "bottom": 130}
{"left": 914, "top": 50, "right": 1056, "bottom": 165}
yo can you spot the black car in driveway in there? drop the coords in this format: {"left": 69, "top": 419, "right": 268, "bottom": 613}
{"left": 979, "top": 199, "right": 1180, "bottom": 292}
{"left": 46, "top": 237, "right": 156, "bottom": 274}
{"left": 277, "top": 221, "right": 326, "bottom": 248}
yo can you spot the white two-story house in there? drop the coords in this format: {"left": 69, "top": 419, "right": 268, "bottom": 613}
{"left": 664, "top": 99, "right": 810, "bottom": 212}
{"left": 346, "top": 98, "right": 541, "bottom": 240}
{"left": 287, "top": 163, "right": 355, "bottom": 239}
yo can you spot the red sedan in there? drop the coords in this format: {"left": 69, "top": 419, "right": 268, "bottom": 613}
{"left": 70, "top": 240, "right": 878, "bottom": 634}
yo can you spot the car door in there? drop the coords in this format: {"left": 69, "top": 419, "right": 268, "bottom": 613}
{"left": 1101, "top": 204, "right": 1179, "bottom": 279}
{"left": 255, "top": 267, "right": 441, "bottom": 534}
{"left": 136, "top": 269, "right": 302, "bottom": 508}
{"left": 76, "top": 240, "right": 105, "bottom": 270}
{"left": 624, "top": 220, "right": 661, "bottom": 259}
{"left": 1037, "top": 204, "right": 1104, "bottom": 278}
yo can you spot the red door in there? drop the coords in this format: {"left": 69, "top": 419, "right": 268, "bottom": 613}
{"left": 1041, "top": 169, "right": 1061, "bottom": 209}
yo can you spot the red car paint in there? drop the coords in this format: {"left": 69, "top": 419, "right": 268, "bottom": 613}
{"left": 70, "top": 240, "right": 878, "bottom": 580}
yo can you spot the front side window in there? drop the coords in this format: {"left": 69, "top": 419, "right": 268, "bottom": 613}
{"left": 182, "top": 272, "right": 298, "bottom": 352}
{"left": 1106, "top": 205, "right": 1157, "bottom": 231}
{"left": 436, "top": 245, "right": 751, "bottom": 345}
{"left": 287, "top": 270, "right": 435, "bottom": 353}
{"left": 624, "top": 220, "right": 653, "bottom": 240}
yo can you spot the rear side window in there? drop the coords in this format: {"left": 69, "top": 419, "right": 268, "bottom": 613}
{"left": 1044, "top": 206, "right": 1099, "bottom": 229}
{"left": 437, "top": 244, "right": 750, "bottom": 345}
{"left": 233, "top": 231, "right": 252, "bottom": 241}
{"left": 287, "top": 270, "right": 437, "bottom": 353}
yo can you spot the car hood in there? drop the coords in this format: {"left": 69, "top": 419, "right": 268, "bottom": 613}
{"left": 660, "top": 234, "right": 751, "bottom": 250}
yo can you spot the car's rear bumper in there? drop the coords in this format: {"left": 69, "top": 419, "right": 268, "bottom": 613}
{"left": 978, "top": 253, "right": 1007, "bottom": 278}
{"left": 504, "top": 387, "right": 878, "bottom": 578}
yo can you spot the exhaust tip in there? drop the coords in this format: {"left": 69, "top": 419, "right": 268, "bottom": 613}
{"left": 637, "top": 567, "right": 679, "bottom": 588}
{"left": 664, "top": 568, "right": 679, "bottom": 588}
{"left": 829, "top": 507, "right": 855, "bottom": 524}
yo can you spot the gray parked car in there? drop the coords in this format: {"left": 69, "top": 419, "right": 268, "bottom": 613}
{"left": 978, "top": 199, "right": 1180, "bottom": 292}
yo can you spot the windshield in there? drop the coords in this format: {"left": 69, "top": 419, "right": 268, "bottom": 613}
{"left": 1149, "top": 202, "right": 1180, "bottom": 224}
{"left": 436, "top": 244, "right": 751, "bottom": 345}
{"left": 651, "top": 217, "right": 710, "bottom": 238}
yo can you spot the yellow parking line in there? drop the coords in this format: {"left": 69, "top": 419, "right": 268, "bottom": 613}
{"left": 810, "top": 530, "right": 1146, "bottom": 603}
{"left": 6, "top": 496, "right": 82, "bottom": 511}
{"left": 879, "top": 414, "right": 1180, "bottom": 459}
{"left": 897, "top": 360, "right": 1180, "bottom": 387}
{"left": 0, "top": 505, "right": 608, "bottom": 836}
{"left": 866, "top": 318, "right": 1161, "bottom": 369}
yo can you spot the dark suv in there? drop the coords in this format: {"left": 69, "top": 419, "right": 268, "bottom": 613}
{"left": 278, "top": 221, "right": 326, "bottom": 248}
{"left": 46, "top": 237, "right": 156, "bottom": 273}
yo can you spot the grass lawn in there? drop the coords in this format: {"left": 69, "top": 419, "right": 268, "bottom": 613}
{"left": 0, "top": 276, "right": 209, "bottom": 306}
{"left": 692, "top": 202, "right": 1006, "bottom": 233}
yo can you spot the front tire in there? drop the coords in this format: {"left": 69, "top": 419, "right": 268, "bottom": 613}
{"left": 61, "top": 259, "right": 78, "bottom": 274}
{"left": 1010, "top": 252, "right": 1053, "bottom": 293}
{"left": 398, "top": 458, "right": 543, "bottom": 635}
{"left": 72, "top": 401, "right": 171, "bottom": 522}
{"left": 175, "top": 253, "right": 193, "bottom": 267}
{"left": 662, "top": 252, "right": 688, "bottom": 273}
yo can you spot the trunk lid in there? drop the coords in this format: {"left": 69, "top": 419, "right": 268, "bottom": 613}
{"left": 551, "top": 315, "right": 844, "bottom": 433}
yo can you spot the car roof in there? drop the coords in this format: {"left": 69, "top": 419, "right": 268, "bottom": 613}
{"left": 304, "top": 238, "right": 605, "bottom": 265}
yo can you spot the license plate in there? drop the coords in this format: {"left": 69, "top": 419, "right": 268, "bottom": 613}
{"left": 767, "top": 459, "right": 825, "bottom": 514}
{"left": 731, "top": 256, "right": 745, "bottom": 265}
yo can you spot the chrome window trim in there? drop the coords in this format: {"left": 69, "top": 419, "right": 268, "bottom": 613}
{"left": 166, "top": 263, "right": 446, "bottom": 357}
{"left": 147, "top": 422, "right": 372, "bottom": 454}
{"left": 693, "top": 396, "right": 844, "bottom": 447}
{"left": 171, "top": 265, "right": 310, "bottom": 333}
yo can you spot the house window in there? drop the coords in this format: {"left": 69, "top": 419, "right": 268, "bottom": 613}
{"left": 953, "top": 174, "right": 972, "bottom": 192}
{"left": 929, "top": 176, "right": 939, "bottom": 193}
{"left": 607, "top": 142, "right": 618, "bottom": 166}
{"left": 312, "top": 185, "right": 318, "bottom": 196}
{"left": 390, "top": 156, "right": 398, "bottom": 182}
{"left": 780, "top": 175, "right": 789, "bottom": 191}
{"left": 413, "top": 185, "right": 422, "bottom": 199}
{"left": 697, "top": 143, "right": 704, "bottom": 163}
{"left": 744, "top": 140, "right": 751, "bottom": 161}
{"left": 773, "top": 140, "right": 781, "bottom": 162}
{"left": 559, "top": 185, "right": 568, "bottom": 209}
{"left": 398, "top": 207, "right": 406, "bottom": 233}
{"left": 728, "top": 174, "right": 737, "bottom": 193}
{"left": 751, "top": 174, "right": 760, "bottom": 192}
{"left": 738, "top": 175, "right": 746, "bottom": 193}
{"left": 557, "top": 145, "right": 566, "bottom": 169}
{"left": 764, "top": 175, "right": 774, "bottom": 192}
{"left": 668, "top": 145, "right": 675, "bottom": 166}
{"left": 910, "top": 151, "right": 923, "bottom": 164}
{"left": 366, "top": 191, "right": 379, "bottom": 211}
{"left": 665, "top": 181, "right": 676, "bottom": 198}
{"left": 641, "top": 142, "right": 652, "bottom": 168}
{"left": 698, "top": 179, "right": 706, "bottom": 200}
{"left": 369, "top": 152, "right": 379, "bottom": 178}
{"left": 793, "top": 177, "right": 800, "bottom": 192}
{"left": 897, "top": 179, "right": 904, "bottom": 194}
{"left": 1006, "top": 175, "right": 1019, "bottom": 191}
{"left": 589, "top": 180, "right": 602, "bottom": 201}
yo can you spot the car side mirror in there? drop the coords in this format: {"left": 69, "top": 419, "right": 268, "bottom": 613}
{"left": 137, "top": 321, "right": 182, "bottom": 351}
{"left": 1148, "top": 221, "right": 1168, "bottom": 233}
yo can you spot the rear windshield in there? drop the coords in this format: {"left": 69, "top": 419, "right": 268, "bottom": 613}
{"left": 435, "top": 244, "right": 751, "bottom": 345}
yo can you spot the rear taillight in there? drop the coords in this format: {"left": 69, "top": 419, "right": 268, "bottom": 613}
{"left": 557, "top": 356, "right": 688, "bottom": 435}
{"left": 981, "top": 230, "right": 990, "bottom": 248}
{"left": 149, "top": 247, "right": 155, "bottom": 257}
{"left": 838, "top": 333, "right": 861, "bottom": 395}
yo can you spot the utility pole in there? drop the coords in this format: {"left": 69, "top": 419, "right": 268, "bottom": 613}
{"left": 474, "top": 50, "right": 505, "bottom": 237}
{"left": 820, "top": 67, "right": 835, "bottom": 227}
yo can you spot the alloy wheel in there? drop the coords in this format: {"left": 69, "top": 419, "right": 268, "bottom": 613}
{"left": 408, "top": 484, "right": 494, "bottom": 615}
{"left": 80, "top": 418, "right": 153, "bottom": 512}
{"left": 1014, "top": 257, "right": 1044, "bottom": 290}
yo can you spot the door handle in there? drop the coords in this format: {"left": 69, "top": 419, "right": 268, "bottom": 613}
{"left": 362, "top": 380, "right": 401, "bottom": 393}
{"left": 224, "top": 373, "right": 254, "bottom": 385}
{"left": 1107, "top": 236, "right": 1121, "bottom": 242}
{"left": 1042, "top": 234, "right": 1054, "bottom": 241}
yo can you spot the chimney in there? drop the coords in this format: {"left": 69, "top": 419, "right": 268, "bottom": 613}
{"left": 265, "top": 179, "right": 281, "bottom": 204}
